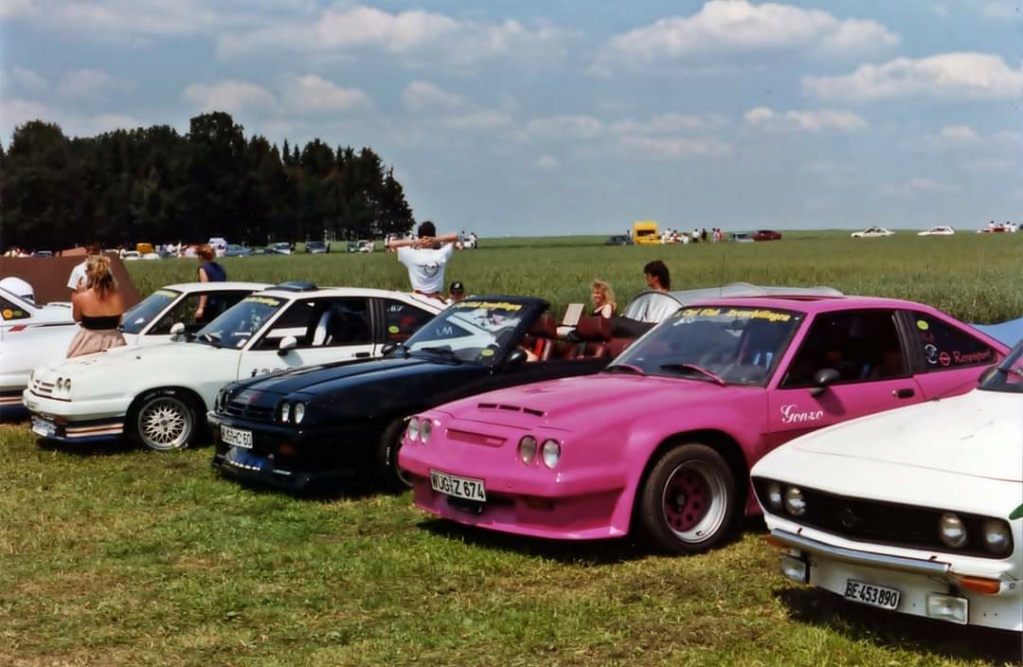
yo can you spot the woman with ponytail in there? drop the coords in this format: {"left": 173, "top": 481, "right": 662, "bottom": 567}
{"left": 66, "top": 255, "right": 127, "bottom": 358}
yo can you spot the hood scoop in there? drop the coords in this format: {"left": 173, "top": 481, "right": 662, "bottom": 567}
{"left": 477, "top": 402, "right": 545, "bottom": 418}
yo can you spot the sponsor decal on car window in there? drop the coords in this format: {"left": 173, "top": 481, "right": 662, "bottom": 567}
{"left": 456, "top": 300, "right": 522, "bottom": 311}
{"left": 678, "top": 307, "right": 792, "bottom": 322}
{"left": 243, "top": 296, "right": 284, "bottom": 307}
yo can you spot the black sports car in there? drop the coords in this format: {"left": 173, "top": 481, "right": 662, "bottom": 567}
{"left": 209, "top": 295, "right": 624, "bottom": 492}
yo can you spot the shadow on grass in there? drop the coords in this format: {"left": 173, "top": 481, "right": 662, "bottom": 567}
{"left": 775, "top": 587, "right": 1023, "bottom": 664}
{"left": 35, "top": 435, "right": 137, "bottom": 457}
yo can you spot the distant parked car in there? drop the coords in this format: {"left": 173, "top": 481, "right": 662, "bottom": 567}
{"left": 918, "top": 226, "right": 955, "bottom": 236}
{"left": 605, "top": 235, "right": 635, "bottom": 246}
{"left": 30, "top": 250, "right": 53, "bottom": 258}
{"left": 752, "top": 230, "right": 783, "bottom": 242}
{"left": 305, "top": 241, "right": 329, "bottom": 254}
{"left": 223, "top": 244, "right": 251, "bottom": 257}
{"left": 730, "top": 232, "right": 755, "bottom": 243}
{"left": 259, "top": 242, "right": 293, "bottom": 255}
{"left": 851, "top": 227, "right": 895, "bottom": 239}
{"left": 121, "top": 251, "right": 142, "bottom": 261}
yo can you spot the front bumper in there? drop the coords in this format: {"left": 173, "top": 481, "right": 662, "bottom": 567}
{"left": 401, "top": 439, "right": 629, "bottom": 541}
{"left": 769, "top": 526, "right": 1022, "bottom": 632}
{"left": 22, "top": 390, "right": 128, "bottom": 443}
{"left": 208, "top": 413, "right": 367, "bottom": 491}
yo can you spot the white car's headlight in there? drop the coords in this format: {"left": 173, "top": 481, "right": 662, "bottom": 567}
{"left": 938, "top": 513, "right": 968, "bottom": 549}
{"left": 541, "top": 439, "right": 561, "bottom": 469}
{"left": 420, "top": 419, "right": 432, "bottom": 444}
{"left": 982, "top": 519, "right": 1011, "bottom": 556}
{"left": 406, "top": 417, "right": 420, "bottom": 442}
{"left": 280, "top": 402, "right": 291, "bottom": 423}
{"left": 783, "top": 486, "right": 806, "bottom": 517}
{"left": 293, "top": 402, "right": 306, "bottom": 424}
{"left": 765, "top": 482, "right": 783, "bottom": 512}
{"left": 518, "top": 436, "right": 537, "bottom": 464}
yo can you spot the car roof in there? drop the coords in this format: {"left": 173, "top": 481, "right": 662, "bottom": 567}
{"left": 160, "top": 282, "right": 273, "bottom": 293}
{"left": 683, "top": 294, "right": 951, "bottom": 315}
{"left": 253, "top": 285, "right": 449, "bottom": 310}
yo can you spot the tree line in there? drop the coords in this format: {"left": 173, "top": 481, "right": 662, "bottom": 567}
{"left": 0, "top": 111, "right": 417, "bottom": 251}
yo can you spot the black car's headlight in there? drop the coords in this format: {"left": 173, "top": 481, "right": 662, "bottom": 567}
{"left": 293, "top": 402, "right": 306, "bottom": 424}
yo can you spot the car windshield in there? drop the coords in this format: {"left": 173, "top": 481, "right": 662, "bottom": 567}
{"left": 403, "top": 299, "right": 530, "bottom": 364}
{"left": 979, "top": 341, "right": 1023, "bottom": 394}
{"left": 121, "top": 289, "right": 180, "bottom": 334}
{"left": 607, "top": 305, "right": 802, "bottom": 385}
{"left": 193, "top": 295, "right": 286, "bottom": 348}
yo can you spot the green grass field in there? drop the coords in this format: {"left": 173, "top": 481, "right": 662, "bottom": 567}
{"left": 2, "top": 233, "right": 1022, "bottom": 666}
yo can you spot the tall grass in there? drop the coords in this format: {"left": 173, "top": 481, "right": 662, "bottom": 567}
{"left": 131, "top": 233, "right": 1023, "bottom": 323}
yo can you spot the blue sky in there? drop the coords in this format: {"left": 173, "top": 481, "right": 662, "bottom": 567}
{"left": 1, "top": 1, "right": 1020, "bottom": 236}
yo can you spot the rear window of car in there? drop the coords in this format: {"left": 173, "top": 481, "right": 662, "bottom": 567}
{"left": 909, "top": 312, "right": 998, "bottom": 371}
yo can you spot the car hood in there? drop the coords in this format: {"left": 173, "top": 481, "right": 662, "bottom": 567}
{"left": 230, "top": 354, "right": 474, "bottom": 398}
{"left": 38, "top": 340, "right": 220, "bottom": 378}
{"left": 762, "top": 390, "right": 1023, "bottom": 483}
{"left": 447, "top": 373, "right": 735, "bottom": 431}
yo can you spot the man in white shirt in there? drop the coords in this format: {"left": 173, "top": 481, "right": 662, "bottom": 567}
{"left": 66, "top": 243, "right": 101, "bottom": 297}
{"left": 387, "top": 221, "right": 459, "bottom": 300}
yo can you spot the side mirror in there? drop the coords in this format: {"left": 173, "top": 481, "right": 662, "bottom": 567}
{"left": 381, "top": 342, "right": 398, "bottom": 357}
{"left": 978, "top": 365, "right": 999, "bottom": 385}
{"left": 277, "top": 335, "right": 298, "bottom": 356}
{"left": 170, "top": 322, "right": 187, "bottom": 341}
{"left": 505, "top": 347, "right": 528, "bottom": 366}
{"left": 809, "top": 367, "right": 841, "bottom": 397}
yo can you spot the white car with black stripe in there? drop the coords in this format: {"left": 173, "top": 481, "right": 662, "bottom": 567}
{"left": 0, "top": 281, "right": 267, "bottom": 420}
{"left": 23, "top": 282, "right": 444, "bottom": 451}
{"left": 752, "top": 340, "right": 1023, "bottom": 631}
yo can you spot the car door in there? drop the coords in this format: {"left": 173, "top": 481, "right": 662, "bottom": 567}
{"left": 900, "top": 308, "right": 1002, "bottom": 400}
{"left": 236, "top": 296, "right": 375, "bottom": 379}
{"left": 764, "top": 308, "right": 924, "bottom": 449}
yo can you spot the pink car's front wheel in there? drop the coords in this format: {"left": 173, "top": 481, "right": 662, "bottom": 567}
{"left": 637, "top": 443, "right": 738, "bottom": 554}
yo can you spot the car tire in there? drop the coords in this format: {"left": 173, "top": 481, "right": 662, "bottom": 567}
{"left": 376, "top": 418, "right": 412, "bottom": 491}
{"left": 636, "top": 443, "right": 737, "bottom": 554}
{"left": 129, "top": 389, "right": 201, "bottom": 452}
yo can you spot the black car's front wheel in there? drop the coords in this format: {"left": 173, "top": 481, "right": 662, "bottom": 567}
{"left": 636, "top": 443, "right": 737, "bottom": 555}
{"left": 376, "top": 418, "right": 413, "bottom": 491}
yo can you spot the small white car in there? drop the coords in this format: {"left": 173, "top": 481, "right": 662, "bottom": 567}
{"left": 917, "top": 226, "right": 955, "bottom": 236}
{"left": 1, "top": 282, "right": 267, "bottom": 420}
{"left": 751, "top": 341, "right": 1023, "bottom": 632}
{"left": 851, "top": 227, "right": 895, "bottom": 238}
{"left": 24, "top": 283, "right": 445, "bottom": 451}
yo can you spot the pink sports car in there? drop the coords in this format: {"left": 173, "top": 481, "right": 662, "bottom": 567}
{"left": 399, "top": 296, "right": 1010, "bottom": 555}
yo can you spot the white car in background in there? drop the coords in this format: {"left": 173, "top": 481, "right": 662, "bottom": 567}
{"left": 851, "top": 227, "right": 895, "bottom": 238}
{"left": 917, "top": 226, "right": 955, "bottom": 236}
{"left": 752, "top": 340, "right": 1023, "bottom": 632}
{"left": 24, "top": 283, "right": 445, "bottom": 451}
{"left": 1, "top": 282, "right": 267, "bottom": 420}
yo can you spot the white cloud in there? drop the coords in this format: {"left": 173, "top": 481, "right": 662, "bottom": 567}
{"left": 608, "top": 113, "right": 728, "bottom": 135}
{"left": 536, "top": 155, "right": 559, "bottom": 170}
{"left": 617, "top": 135, "right": 733, "bottom": 159}
{"left": 522, "top": 115, "right": 603, "bottom": 140}
{"left": 881, "top": 177, "right": 959, "bottom": 197}
{"left": 743, "top": 106, "right": 868, "bottom": 133}
{"left": 280, "top": 75, "right": 371, "bottom": 114}
{"left": 964, "top": 158, "right": 1016, "bottom": 172}
{"left": 402, "top": 81, "right": 463, "bottom": 112}
{"left": 922, "top": 125, "right": 1023, "bottom": 152}
{"left": 58, "top": 69, "right": 133, "bottom": 99}
{"left": 3, "top": 0, "right": 237, "bottom": 40}
{"left": 0, "top": 98, "right": 54, "bottom": 138}
{"left": 440, "top": 110, "right": 513, "bottom": 131}
{"left": 217, "top": 5, "right": 566, "bottom": 68}
{"left": 183, "top": 80, "right": 277, "bottom": 114}
{"left": 803, "top": 52, "right": 1023, "bottom": 102}
{"left": 981, "top": 2, "right": 1019, "bottom": 19}
{"left": 592, "top": 0, "right": 898, "bottom": 73}
{"left": 11, "top": 67, "right": 47, "bottom": 92}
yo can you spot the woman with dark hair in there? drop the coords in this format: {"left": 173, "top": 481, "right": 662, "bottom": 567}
{"left": 67, "top": 255, "right": 126, "bottom": 357}
{"left": 196, "top": 244, "right": 227, "bottom": 323}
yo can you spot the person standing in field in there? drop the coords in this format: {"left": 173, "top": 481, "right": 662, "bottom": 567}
{"left": 387, "top": 221, "right": 459, "bottom": 301}
{"left": 643, "top": 260, "right": 671, "bottom": 292}
{"left": 67, "top": 255, "right": 126, "bottom": 358}
{"left": 591, "top": 279, "right": 617, "bottom": 318}
{"left": 66, "top": 242, "right": 102, "bottom": 297}
{"left": 195, "top": 244, "right": 227, "bottom": 324}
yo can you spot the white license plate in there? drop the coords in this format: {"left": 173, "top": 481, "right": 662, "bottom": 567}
{"left": 430, "top": 470, "right": 487, "bottom": 502}
{"left": 844, "top": 579, "right": 901, "bottom": 610}
{"left": 31, "top": 417, "right": 56, "bottom": 438}
{"left": 221, "top": 425, "right": 253, "bottom": 449}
